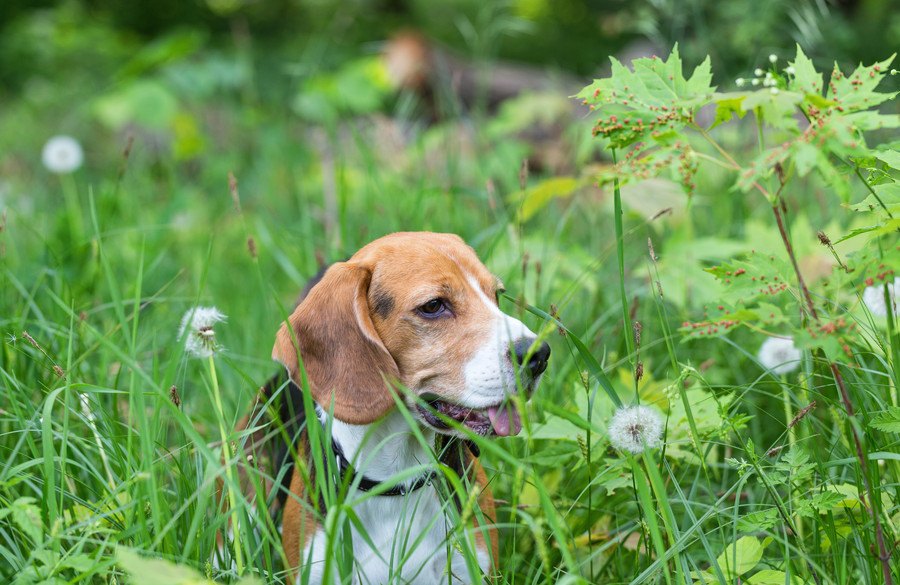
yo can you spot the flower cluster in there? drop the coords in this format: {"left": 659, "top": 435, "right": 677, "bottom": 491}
{"left": 178, "top": 306, "right": 226, "bottom": 359}
{"left": 757, "top": 336, "right": 801, "bottom": 375}
{"left": 608, "top": 405, "right": 664, "bottom": 454}
{"left": 734, "top": 55, "right": 793, "bottom": 94}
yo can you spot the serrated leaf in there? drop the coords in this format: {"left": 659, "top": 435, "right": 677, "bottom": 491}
{"left": 819, "top": 483, "right": 861, "bottom": 511}
{"left": 578, "top": 45, "right": 715, "bottom": 148}
{"left": 716, "top": 536, "right": 766, "bottom": 578}
{"left": 871, "top": 406, "right": 900, "bottom": 433}
{"left": 809, "top": 490, "right": 849, "bottom": 511}
{"left": 704, "top": 252, "right": 793, "bottom": 304}
{"left": 827, "top": 55, "right": 897, "bottom": 112}
{"left": 737, "top": 507, "right": 781, "bottom": 532}
{"left": 790, "top": 45, "right": 824, "bottom": 98}
{"left": 793, "top": 318, "right": 858, "bottom": 362}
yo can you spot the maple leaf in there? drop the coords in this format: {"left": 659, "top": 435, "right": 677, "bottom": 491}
{"left": 577, "top": 44, "right": 715, "bottom": 148}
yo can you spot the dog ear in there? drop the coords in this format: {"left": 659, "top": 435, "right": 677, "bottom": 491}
{"left": 272, "top": 262, "right": 399, "bottom": 424}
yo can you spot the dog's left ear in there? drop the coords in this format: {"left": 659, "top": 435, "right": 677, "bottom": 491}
{"left": 272, "top": 262, "right": 399, "bottom": 425}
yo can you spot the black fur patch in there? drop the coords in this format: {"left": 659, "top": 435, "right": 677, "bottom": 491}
{"left": 371, "top": 288, "right": 395, "bottom": 319}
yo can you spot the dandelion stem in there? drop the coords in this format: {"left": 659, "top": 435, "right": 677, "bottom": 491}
{"left": 208, "top": 355, "right": 244, "bottom": 574}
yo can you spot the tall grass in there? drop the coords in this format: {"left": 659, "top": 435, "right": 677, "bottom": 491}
{"left": 1, "top": 55, "right": 898, "bottom": 585}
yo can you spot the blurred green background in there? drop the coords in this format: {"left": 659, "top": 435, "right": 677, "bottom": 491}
{"left": 3, "top": 0, "right": 898, "bottom": 185}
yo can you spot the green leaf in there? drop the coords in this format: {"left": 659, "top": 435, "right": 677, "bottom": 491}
{"left": 848, "top": 182, "right": 900, "bottom": 214}
{"left": 873, "top": 148, "right": 900, "bottom": 169}
{"left": 704, "top": 251, "right": 793, "bottom": 305}
{"left": 93, "top": 80, "right": 180, "bottom": 130}
{"left": 512, "top": 176, "right": 581, "bottom": 222}
{"left": 59, "top": 554, "right": 96, "bottom": 572}
{"left": 115, "top": 547, "right": 215, "bottom": 585}
{"left": 790, "top": 45, "right": 824, "bottom": 98}
{"left": 577, "top": 44, "right": 715, "bottom": 148}
{"left": 737, "top": 508, "right": 781, "bottom": 532}
{"left": 716, "top": 536, "right": 766, "bottom": 578}
{"left": 809, "top": 490, "right": 848, "bottom": 511}
{"left": 711, "top": 93, "right": 748, "bottom": 129}
{"left": 871, "top": 406, "right": 900, "bottom": 433}
{"left": 10, "top": 497, "right": 43, "bottom": 546}
{"left": 827, "top": 55, "right": 897, "bottom": 112}
{"left": 793, "top": 318, "right": 858, "bottom": 362}
{"left": 741, "top": 89, "right": 804, "bottom": 130}
{"left": 747, "top": 569, "right": 803, "bottom": 585}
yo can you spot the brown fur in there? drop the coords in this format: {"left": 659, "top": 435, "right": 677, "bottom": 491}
{"left": 269, "top": 232, "right": 507, "bottom": 577}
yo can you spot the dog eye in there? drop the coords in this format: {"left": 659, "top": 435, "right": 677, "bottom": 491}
{"left": 418, "top": 299, "right": 447, "bottom": 317}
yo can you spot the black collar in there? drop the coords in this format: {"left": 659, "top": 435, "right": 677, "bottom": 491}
{"left": 327, "top": 436, "right": 438, "bottom": 497}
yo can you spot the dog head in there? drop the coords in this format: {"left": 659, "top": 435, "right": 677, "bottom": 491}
{"left": 272, "top": 232, "right": 549, "bottom": 436}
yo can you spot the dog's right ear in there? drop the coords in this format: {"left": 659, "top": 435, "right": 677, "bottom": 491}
{"left": 272, "top": 262, "right": 400, "bottom": 425}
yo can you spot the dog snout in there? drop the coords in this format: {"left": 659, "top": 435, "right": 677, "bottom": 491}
{"left": 511, "top": 338, "right": 551, "bottom": 379}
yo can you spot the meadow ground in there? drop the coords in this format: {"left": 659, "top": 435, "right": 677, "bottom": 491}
{"left": 0, "top": 19, "right": 899, "bottom": 585}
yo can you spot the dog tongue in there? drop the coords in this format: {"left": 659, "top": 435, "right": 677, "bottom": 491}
{"left": 487, "top": 404, "right": 522, "bottom": 436}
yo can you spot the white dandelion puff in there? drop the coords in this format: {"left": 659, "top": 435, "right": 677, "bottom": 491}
{"left": 179, "top": 306, "right": 226, "bottom": 358}
{"left": 42, "top": 136, "right": 84, "bottom": 174}
{"left": 608, "top": 405, "right": 664, "bottom": 454}
{"left": 758, "top": 336, "right": 801, "bottom": 375}
{"left": 862, "top": 277, "right": 899, "bottom": 317}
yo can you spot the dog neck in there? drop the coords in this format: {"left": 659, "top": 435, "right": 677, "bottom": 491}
{"left": 321, "top": 408, "right": 437, "bottom": 483}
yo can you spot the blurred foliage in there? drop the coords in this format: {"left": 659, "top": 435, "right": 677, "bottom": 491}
{"left": 2, "top": 0, "right": 898, "bottom": 100}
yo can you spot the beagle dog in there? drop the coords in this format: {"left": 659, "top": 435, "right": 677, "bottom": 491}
{"left": 261, "top": 232, "right": 549, "bottom": 584}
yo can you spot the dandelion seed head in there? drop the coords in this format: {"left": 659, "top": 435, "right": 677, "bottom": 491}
{"left": 608, "top": 405, "right": 664, "bottom": 454}
{"left": 862, "top": 277, "right": 899, "bottom": 318}
{"left": 42, "top": 135, "right": 84, "bottom": 174}
{"left": 179, "top": 306, "right": 226, "bottom": 358}
{"left": 758, "top": 336, "right": 801, "bottom": 374}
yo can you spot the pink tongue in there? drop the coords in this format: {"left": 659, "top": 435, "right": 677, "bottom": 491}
{"left": 487, "top": 404, "right": 522, "bottom": 437}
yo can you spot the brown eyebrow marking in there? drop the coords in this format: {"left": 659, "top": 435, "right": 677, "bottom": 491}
{"left": 371, "top": 288, "right": 395, "bottom": 319}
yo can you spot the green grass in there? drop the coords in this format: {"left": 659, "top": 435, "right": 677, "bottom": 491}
{"left": 1, "top": 43, "right": 899, "bottom": 585}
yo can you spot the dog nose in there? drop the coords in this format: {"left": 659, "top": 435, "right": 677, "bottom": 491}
{"left": 512, "top": 338, "right": 551, "bottom": 378}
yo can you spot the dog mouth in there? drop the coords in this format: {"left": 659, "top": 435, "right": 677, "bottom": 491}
{"left": 416, "top": 397, "right": 522, "bottom": 437}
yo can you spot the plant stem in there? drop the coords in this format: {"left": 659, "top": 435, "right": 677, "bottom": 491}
{"left": 209, "top": 355, "right": 245, "bottom": 574}
{"left": 611, "top": 149, "right": 637, "bottom": 397}
{"left": 771, "top": 202, "right": 894, "bottom": 585}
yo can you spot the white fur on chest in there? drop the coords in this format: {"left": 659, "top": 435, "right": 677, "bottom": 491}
{"left": 297, "top": 411, "right": 488, "bottom": 584}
